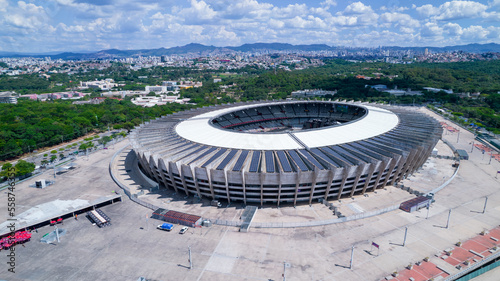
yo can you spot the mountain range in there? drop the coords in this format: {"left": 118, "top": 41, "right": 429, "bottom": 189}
{"left": 0, "top": 43, "right": 499, "bottom": 60}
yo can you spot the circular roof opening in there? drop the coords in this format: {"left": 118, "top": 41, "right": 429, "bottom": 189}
{"left": 210, "top": 101, "right": 368, "bottom": 133}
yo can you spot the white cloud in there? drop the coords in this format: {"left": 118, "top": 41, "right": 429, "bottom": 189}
{"left": 268, "top": 18, "right": 284, "bottom": 29}
{"left": 320, "top": 0, "right": 336, "bottom": 9}
{"left": 272, "top": 4, "right": 308, "bottom": 18}
{"left": 380, "top": 12, "right": 420, "bottom": 28}
{"left": 415, "top": 4, "right": 440, "bottom": 17}
{"left": 285, "top": 15, "right": 326, "bottom": 29}
{"left": 420, "top": 22, "right": 443, "bottom": 38}
{"left": 344, "top": 2, "right": 373, "bottom": 14}
{"left": 435, "top": 1, "right": 488, "bottom": 20}
{"left": 416, "top": 1, "right": 489, "bottom": 20}
{"left": 443, "top": 23, "right": 463, "bottom": 36}
{"left": 485, "top": 26, "right": 500, "bottom": 39}
{"left": 462, "top": 25, "right": 490, "bottom": 40}
{"left": 330, "top": 1, "right": 378, "bottom": 27}
{"left": 3, "top": 1, "right": 50, "bottom": 30}
{"left": 328, "top": 15, "right": 358, "bottom": 26}
{"left": 204, "top": 25, "right": 239, "bottom": 45}
{"left": 181, "top": 0, "right": 218, "bottom": 24}
{"left": 380, "top": 5, "right": 409, "bottom": 12}
{"left": 223, "top": 0, "right": 273, "bottom": 20}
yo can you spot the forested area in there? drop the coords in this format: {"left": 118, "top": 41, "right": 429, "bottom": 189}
{"left": 1, "top": 59, "right": 499, "bottom": 161}
{"left": 183, "top": 59, "right": 500, "bottom": 132}
{"left": 0, "top": 99, "right": 190, "bottom": 160}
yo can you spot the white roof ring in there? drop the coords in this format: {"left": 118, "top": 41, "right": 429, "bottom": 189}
{"left": 175, "top": 101, "right": 399, "bottom": 150}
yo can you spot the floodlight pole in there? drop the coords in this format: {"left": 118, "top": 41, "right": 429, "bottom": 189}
{"left": 446, "top": 209, "right": 452, "bottom": 229}
{"left": 482, "top": 196, "right": 488, "bottom": 214}
{"left": 403, "top": 227, "right": 408, "bottom": 247}
{"left": 188, "top": 246, "right": 192, "bottom": 269}
{"left": 283, "top": 261, "right": 286, "bottom": 281}
{"left": 349, "top": 246, "right": 354, "bottom": 270}
{"left": 55, "top": 225, "right": 60, "bottom": 243}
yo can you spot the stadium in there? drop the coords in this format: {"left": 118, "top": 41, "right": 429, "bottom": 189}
{"left": 130, "top": 100, "right": 442, "bottom": 206}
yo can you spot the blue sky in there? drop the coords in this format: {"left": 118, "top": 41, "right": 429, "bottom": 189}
{"left": 1, "top": 0, "right": 499, "bottom": 53}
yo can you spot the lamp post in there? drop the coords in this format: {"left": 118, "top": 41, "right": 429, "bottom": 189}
{"left": 446, "top": 209, "right": 452, "bottom": 229}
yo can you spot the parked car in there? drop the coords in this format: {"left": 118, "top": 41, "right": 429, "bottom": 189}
{"left": 157, "top": 223, "right": 174, "bottom": 231}
{"left": 179, "top": 226, "right": 188, "bottom": 234}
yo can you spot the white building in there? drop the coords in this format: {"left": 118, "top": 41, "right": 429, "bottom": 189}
{"left": 0, "top": 91, "right": 17, "bottom": 104}
{"left": 131, "top": 94, "right": 191, "bottom": 107}
{"left": 291, "top": 89, "right": 337, "bottom": 98}
{"left": 80, "top": 79, "right": 120, "bottom": 90}
{"left": 145, "top": 85, "right": 168, "bottom": 94}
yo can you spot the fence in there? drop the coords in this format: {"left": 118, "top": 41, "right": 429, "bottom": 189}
{"left": 424, "top": 138, "right": 461, "bottom": 196}
{"left": 212, "top": 205, "right": 400, "bottom": 228}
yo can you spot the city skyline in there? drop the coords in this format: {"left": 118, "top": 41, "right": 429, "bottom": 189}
{"left": 1, "top": 0, "right": 499, "bottom": 53}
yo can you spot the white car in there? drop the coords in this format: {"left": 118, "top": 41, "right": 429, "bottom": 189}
{"left": 179, "top": 226, "right": 188, "bottom": 234}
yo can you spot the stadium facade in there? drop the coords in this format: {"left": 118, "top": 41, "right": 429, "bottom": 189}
{"left": 130, "top": 101, "right": 442, "bottom": 206}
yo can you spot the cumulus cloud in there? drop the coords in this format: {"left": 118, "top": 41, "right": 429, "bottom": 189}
{"left": 380, "top": 12, "right": 420, "bottom": 28}
{"left": 330, "top": 1, "right": 378, "bottom": 27}
{"left": 420, "top": 22, "right": 443, "bottom": 38}
{"left": 462, "top": 25, "right": 490, "bottom": 40}
{"left": 181, "top": 0, "right": 218, "bottom": 24}
{"left": 416, "top": 1, "right": 489, "bottom": 20}
{"left": 435, "top": 1, "right": 488, "bottom": 20}
{"left": 223, "top": 0, "right": 273, "bottom": 20}
{"left": 415, "top": 4, "right": 440, "bottom": 17}
{"left": 3, "top": 1, "right": 50, "bottom": 30}
{"left": 285, "top": 15, "right": 326, "bottom": 29}
{"left": 320, "top": 0, "right": 336, "bottom": 9}
{"left": 344, "top": 1, "right": 373, "bottom": 14}
{"left": 443, "top": 22, "right": 463, "bottom": 36}
{"left": 272, "top": 4, "right": 308, "bottom": 19}
{"left": 380, "top": 5, "right": 409, "bottom": 12}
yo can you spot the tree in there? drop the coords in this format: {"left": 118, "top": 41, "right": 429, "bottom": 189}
{"left": 50, "top": 155, "right": 57, "bottom": 162}
{"left": 0, "top": 162, "right": 13, "bottom": 178}
{"left": 98, "top": 135, "right": 112, "bottom": 146}
{"left": 60, "top": 153, "right": 65, "bottom": 160}
{"left": 1, "top": 162, "right": 12, "bottom": 171}
{"left": 14, "top": 160, "right": 35, "bottom": 177}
